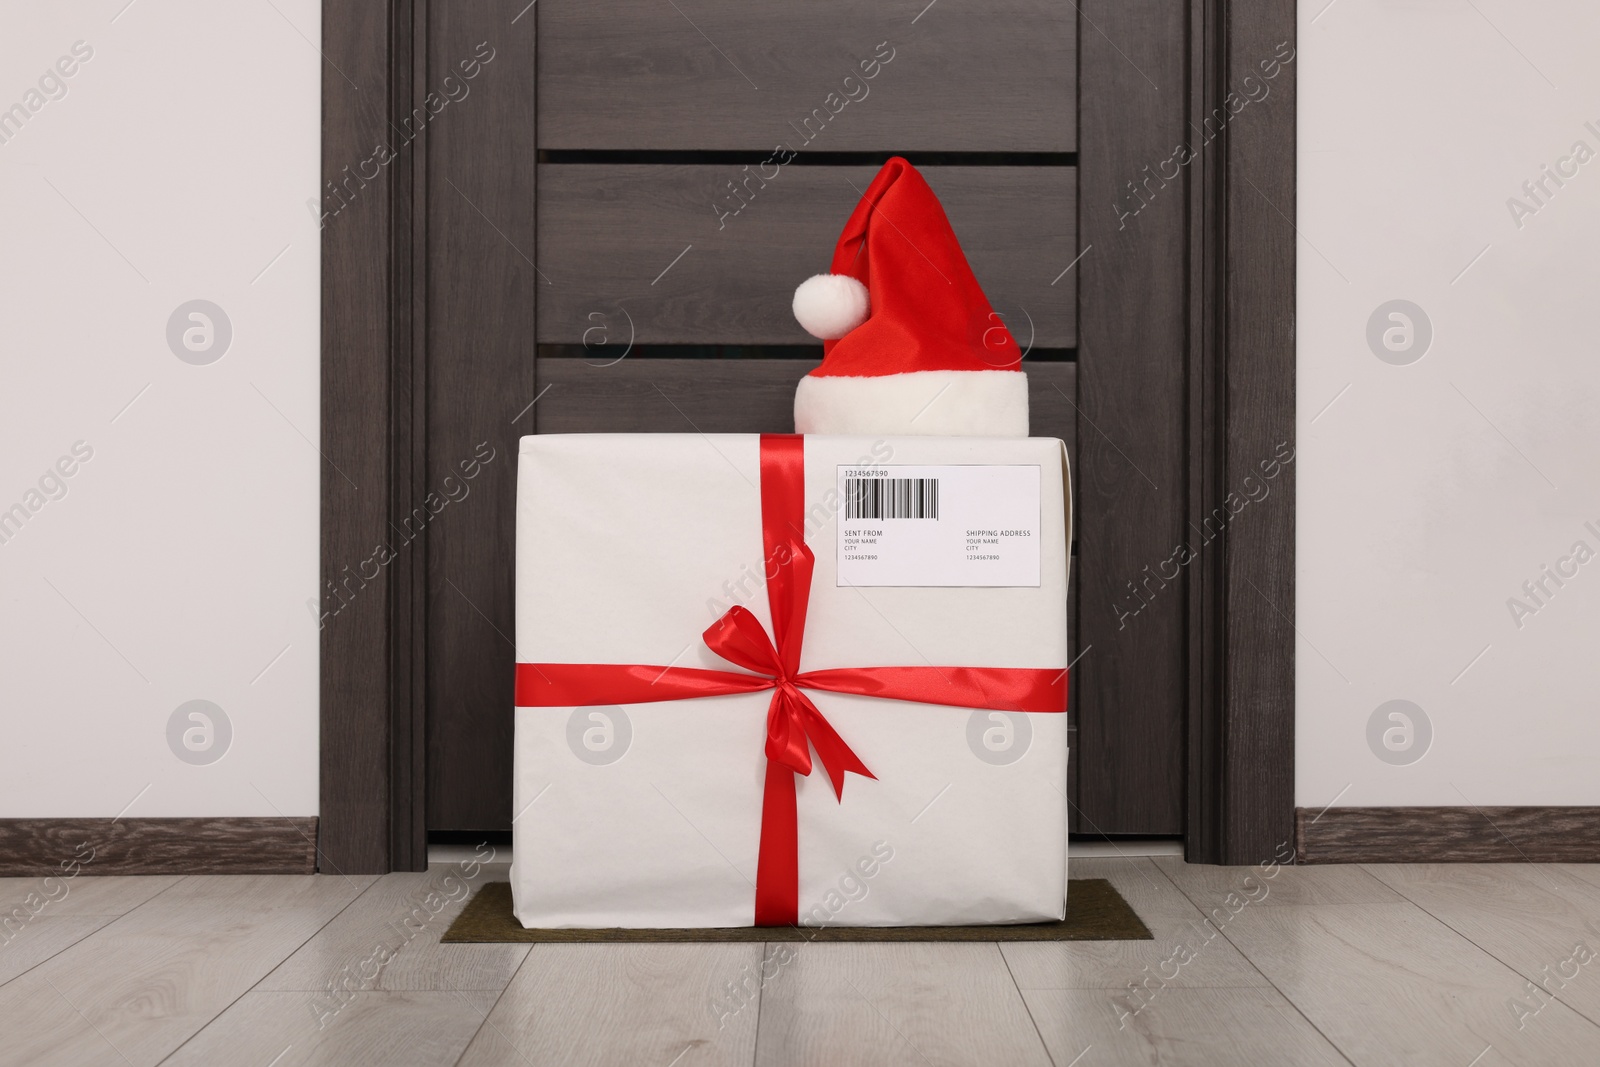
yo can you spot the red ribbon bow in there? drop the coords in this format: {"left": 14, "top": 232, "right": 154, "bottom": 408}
{"left": 516, "top": 434, "right": 1066, "bottom": 925}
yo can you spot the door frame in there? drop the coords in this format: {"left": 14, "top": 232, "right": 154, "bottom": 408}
{"left": 1183, "top": 0, "right": 1298, "bottom": 864}
{"left": 317, "top": 0, "right": 1296, "bottom": 873}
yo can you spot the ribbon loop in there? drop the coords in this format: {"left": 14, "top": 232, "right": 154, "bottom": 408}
{"left": 703, "top": 606, "right": 783, "bottom": 678}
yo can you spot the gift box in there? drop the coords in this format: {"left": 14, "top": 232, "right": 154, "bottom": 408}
{"left": 512, "top": 432, "right": 1071, "bottom": 928}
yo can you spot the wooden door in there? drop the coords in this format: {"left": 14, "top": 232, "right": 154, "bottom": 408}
{"left": 320, "top": 0, "right": 1300, "bottom": 872}
{"left": 410, "top": 0, "right": 1189, "bottom": 840}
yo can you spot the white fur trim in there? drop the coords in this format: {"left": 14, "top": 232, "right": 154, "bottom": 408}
{"left": 793, "top": 274, "right": 870, "bottom": 340}
{"left": 794, "top": 369, "right": 1029, "bottom": 437}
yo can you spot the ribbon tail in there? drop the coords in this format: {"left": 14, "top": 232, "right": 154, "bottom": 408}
{"left": 794, "top": 693, "right": 875, "bottom": 801}
{"left": 753, "top": 758, "right": 799, "bottom": 926}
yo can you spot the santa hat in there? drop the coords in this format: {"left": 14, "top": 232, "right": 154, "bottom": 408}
{"left": 791, "top": 157, "right": 1028, "bottom": 437}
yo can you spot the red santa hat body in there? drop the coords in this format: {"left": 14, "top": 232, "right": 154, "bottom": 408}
{"left": 792, "top": 157, "right": 1028, "bottom": 437}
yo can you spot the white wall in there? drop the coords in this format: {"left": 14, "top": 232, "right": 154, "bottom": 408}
{"left": 0, "top": 0, "right": 320, "bottom": 817}
{"left": 1299, "top": 0, "right": 1600, "bottom": 808}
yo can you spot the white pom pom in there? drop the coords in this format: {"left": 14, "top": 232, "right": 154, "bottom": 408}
{"left": 793, "top": 273, "right": 870, "bottom": 340}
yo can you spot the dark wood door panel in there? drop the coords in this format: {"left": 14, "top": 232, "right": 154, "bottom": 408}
{"left": 536, "top": 165, "right": 1076, "bottom": 347}
{"left": 423, "top": 1, "right": 539, "bottom": 834}
{"left": 537, "top": 0, "right": 1075, "bottom": 151}
{"left": 1073, "top": 0, "right": 1188, "bottom": 836}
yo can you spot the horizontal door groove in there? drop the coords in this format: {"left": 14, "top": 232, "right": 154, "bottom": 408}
{"left": 537, "top": 344, "right": 1077, "bottom": 363}
{"left": 541, "top": 151, "right": 1078, "bottom": 168}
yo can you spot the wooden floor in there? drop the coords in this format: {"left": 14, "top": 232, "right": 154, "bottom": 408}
{"left": 4, "top": 856, "right": 1600, "bottom": 1065}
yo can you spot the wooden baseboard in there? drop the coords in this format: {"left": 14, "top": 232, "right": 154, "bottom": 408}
{"left": 1296, "top": 806, "right": 1600, "bottom": 864}
{"left": 0, "top": 817, "right": 318, "bottom": 876}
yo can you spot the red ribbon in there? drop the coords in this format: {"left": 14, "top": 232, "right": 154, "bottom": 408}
{"left": 515, "top": 434, "right": 1066, "bottom": 925}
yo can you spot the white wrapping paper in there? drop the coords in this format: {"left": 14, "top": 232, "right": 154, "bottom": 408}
{"left": 512, "top": 434, "right": 1071, "bottom": 928}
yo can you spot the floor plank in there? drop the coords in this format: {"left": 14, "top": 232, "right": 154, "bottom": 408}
{"left": 455, "top": 943, "right": 761, "bottom": 1067}
{"left": 0, "top": 875, "right": 182, "bottom": 918}
{"left": 0, "top": 877, "right": 183, "bottom": 988}
{"left": 1022, "top": 986, "right": 1350, "bottom": 1066}
{"left": 1557, "top": 865, "right": 1600, "bottom": 892}
{"left": 1003, "top": 858, "right": 1268, "bottom": 990}
{"left": 258, "top": 865, "right": 527, "bottom": 995}
{"left": 0, "top": 916, "right": 119, "bottom": 987}
{"left": 1216, "top": 901, "right": 1600, "bottom": 1066}
{"left": 1367, "top": 864, "right": 1600, "bottom": 1029}
{"left": 15, "top": 873, "right": 372, "bottom": 1067}
{"left": 454, "top": 987, "right": 505, "bottom": 1017}
{"left": 1156, "top": 855, "right": 1403, "bottom": 907}
{"left": 160, "top": 991, "right": 485, "bottom": 1067}
{"left": 0, "top": 968, "right": 135, "bottom": 1067}
{"left": 755, "top": 942, "right": 1051, "bottom": 1067}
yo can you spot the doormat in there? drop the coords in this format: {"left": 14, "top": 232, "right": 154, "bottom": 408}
{"left": 441, "top": 880, "right": 1152, "bottom": 943}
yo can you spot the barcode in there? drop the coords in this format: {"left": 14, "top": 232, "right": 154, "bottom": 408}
{"left": 844, "top": 477, "right": 939, "bottom": 520}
